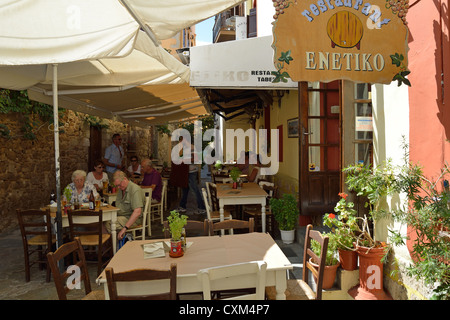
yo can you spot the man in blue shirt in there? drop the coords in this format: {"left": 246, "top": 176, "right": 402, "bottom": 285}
{"left": 103, "top": 133, "right": 125, "bottom": 181}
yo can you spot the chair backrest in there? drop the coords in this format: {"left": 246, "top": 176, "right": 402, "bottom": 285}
{"left": 198, "top": 261, "right": 267, "bottom": 300}
{"left": 209, "top": 218, "right": 254, "bottom": 236}
{"left": 105, "top": 263, "right": 177, "bottom": 300}
{"left": 206, "top": 182, "right": 220, "bottom": 211}
{"left": 160, "top": 179, "right": 168, "bottom": 207}
{"left": 248, "top": 166, "right": 261, "bottom": 183}
{"left": 259, "top": 182, "right": 277, "bottom": 206}
{"left": 201, "top": 188, "right": 213, "bottom": 220}
{"left": 303, "top": 224, "right": 329, "bottom": 300}
{"left": 163, "top": 219, "right": 210, "bottom": 238}
{"left": 46, "top": 238, "right": 92, "bottom": 300}
{"left": 17, "top": 209, "right": 53, "bottom": 250}
{"left": 67, "top": 209, "right": 103, "bottom": 245}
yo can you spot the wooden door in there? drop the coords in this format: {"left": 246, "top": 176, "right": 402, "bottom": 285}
{"left": 88, "top": 126, "right": 102, "bottom": 171}
{"left": 299, "top": 81, "right": 341, "bottom": 216}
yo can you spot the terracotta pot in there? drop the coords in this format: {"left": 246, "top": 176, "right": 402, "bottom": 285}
{"left": 232, "top": 182, "right": 238, "bottom": 189}
{"left": 309, "top": 259, "right": 340, "bottom": 289}
{"left": 348, "top": 244, "right": 392, "bottom": 300}
{"left": 338, "top": 248, "right": 358, "bottom": 271}
{"left": 169, "top": 239, "right": 184, "bottom": 258}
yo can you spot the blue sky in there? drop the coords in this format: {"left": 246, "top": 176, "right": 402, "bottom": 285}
{"left": 195, "top": 17, "right": 214, "bottom": 46}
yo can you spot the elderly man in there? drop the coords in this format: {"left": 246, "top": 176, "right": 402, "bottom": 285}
{"left": 106, "top": 171, "right": 144, "bottom": 240}
{"left": 140, "top": 158, "right": 162, "bottom": 203}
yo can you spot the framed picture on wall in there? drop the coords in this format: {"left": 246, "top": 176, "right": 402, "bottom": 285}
{"left": 287, "top": 118, "right": 299, "bottom": 138}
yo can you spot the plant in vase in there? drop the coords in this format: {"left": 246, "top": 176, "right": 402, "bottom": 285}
{"left": 311, "top": 232, "right": 340, "bottom": 289}
{"left": 342, "top": 161, "right": 397, "bottom": 300}
{"left": 323, "top": 193, "right": 359, "bottom": 270}
{"left": 229, "top": 167, "right": 242, "bottom": 189}
{"left": 270, "top": 194, "right": 299, "bottom": 244}
{"left": 166, "top": 210, "right": 188, "bottom": 258}
{"left": 214, "top": 160, "right": 223, "bottom": 172}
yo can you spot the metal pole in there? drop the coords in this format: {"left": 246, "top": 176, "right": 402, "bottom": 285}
{"left": 52, "top": 64, "right": 64, "bottom": 272}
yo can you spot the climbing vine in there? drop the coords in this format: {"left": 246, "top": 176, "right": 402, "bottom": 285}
{"left": 0, "top": 89, "right": 65, "bottom": 140}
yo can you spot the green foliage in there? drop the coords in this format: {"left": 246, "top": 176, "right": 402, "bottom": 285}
{"left": 229, "top": 167, "right": 241, "bottom": 182}
{"left": 270, "top": 194, "right": 299, "bottom": 231}
{"left": 0, "top": 89, "right": 65, "bottom": 140}
{"left": 82, "top": 115, "right": 109, "bottom": 129}
{"left": 311, "top": 233, "right": 339, "bottom": 266}
{"left": 166, "top": 210, "right": 188, "bottom": 241}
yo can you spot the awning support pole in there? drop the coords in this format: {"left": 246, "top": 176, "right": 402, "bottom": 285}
{"left": 52, "top": 64, "right": 64, "bottom": 272}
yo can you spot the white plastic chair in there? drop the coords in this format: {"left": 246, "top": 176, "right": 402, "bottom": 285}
{"left": 150, "top": 181, "right": 167, "bottom": 225}
{"left": 128, "top": 189, "right": 152, "bottom": 239}
{"left": 197, "top": 261, "right": 267, "bottom": 300}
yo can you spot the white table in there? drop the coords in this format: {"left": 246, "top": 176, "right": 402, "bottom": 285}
{"left": 97, "top": 233, "right": 292, "bottom": 300}
{"left": 50, "top": 204, "right": 119, "bottom": 253}
{"left": 216, "top": 182, "right": 268, "bottom": 232}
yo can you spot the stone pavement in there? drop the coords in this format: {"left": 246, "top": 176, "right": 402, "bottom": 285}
{"left": 0, "top": 168, "right": 304, "bottom": 300}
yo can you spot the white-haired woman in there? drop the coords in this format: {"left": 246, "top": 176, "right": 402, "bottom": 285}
{"left": 64, "top": 169, "right": 99, "bottom": 204}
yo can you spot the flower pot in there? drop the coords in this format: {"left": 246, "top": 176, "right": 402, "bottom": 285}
{"left": 338, "top": 248, "right": 358, "bottom": 271}
{"left": 348, "top": 244, "right": 392, "bottom": 300}
{"left": 169, "top": 239, "right": 184, "bottom": 258}
{"left": 280, "top": 229, "right": 295, "bottom": 244}
{"left": 309, "top": 259, "right": 340, "bottom": 289}
{"left": 232, "top": 182, "right": 238, "bottom": 189}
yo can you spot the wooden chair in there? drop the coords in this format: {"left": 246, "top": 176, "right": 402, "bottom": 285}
{"left": 105, "top": 264, "right": 177, "bottom": 300}
{"left": 243, "top": 182, "right": 277, "bottom": 235}
{"left": 163, "top": 219, "right": 210, "bottom": 238}
{"left": 17, "top": 209, "right": 56, "bottom": 282}
{"left": 47, "top": 237, "right": 105, "bottom": 300}
{"left": 208, "top": 218, "right": 254, "bottom": 236}
{"left": 128, "top": 190, "right": 152, "bottom": 239}
{"left": 266, "top": 224, "right": 329, "bottom": 300}
{"left": 198, "top": 261, "right": 267, "bottom": 300}
{"left": 67, "top": 209, "right": 113, "bottom": 276}
{"left": 150, "top": 180, "right": 167, "bottom": 225}
{"left": 201, "top": 188, "right": 232, "bottom": 223}
{"left": 206, "top": 182, "right": 235, "bottom": 215}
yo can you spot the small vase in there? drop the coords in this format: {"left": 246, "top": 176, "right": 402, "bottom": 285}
{"left": 169, "top": 239, "right": 184, "bottom": 258}
{"left": 232, "top": 182, "right": 238, "bottom": 189}
{"left": 338, "top": 248, "right": 358, "bottom": 271}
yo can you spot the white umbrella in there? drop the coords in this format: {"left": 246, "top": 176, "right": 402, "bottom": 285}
{"left": 0, "top": 0, "right": 244, "bottom": 250}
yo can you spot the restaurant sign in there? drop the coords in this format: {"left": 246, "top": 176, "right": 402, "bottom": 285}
{"left": 272, "top": 0, "right": 410, "bottom": 85}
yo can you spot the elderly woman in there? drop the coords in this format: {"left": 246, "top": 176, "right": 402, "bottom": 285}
{"left": 64, "top": 169, "right": 99, "bottom": 204}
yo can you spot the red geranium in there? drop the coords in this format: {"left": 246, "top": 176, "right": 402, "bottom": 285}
{"left": 328, "top": 213, "right": 336, "bottom": 219}
{"left": 338, "top": 192, "right": 348, "bottom": 199}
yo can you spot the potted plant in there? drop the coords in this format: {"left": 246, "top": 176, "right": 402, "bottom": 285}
{"left": 342, "top": 161, "right": 396, "bottom": 300}
{"left": 229, "top": 167, "right": 241, "bottom": 189}
{"left": 311, "top": 232, "right": 340, "bottom": 289}
{"left": 323, "top": 193, "right": 359, "bottom": 271}
{"left": 166, "top": 210, "right": 188, "bottom": 258}
{"left": 214, "top": 160, "right": 223, "bottom": 172}
{"left": 270, "top": 194, "right": 299, "bottom": 244}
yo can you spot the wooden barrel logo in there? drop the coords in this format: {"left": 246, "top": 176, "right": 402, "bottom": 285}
{"left": 327, "top": 11, "right": 363, "bottom": 50}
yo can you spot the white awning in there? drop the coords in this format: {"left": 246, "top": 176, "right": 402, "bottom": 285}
{"left": 28, "top": 83, "right": 208, "bottom": 127}
{"left": 190, "top": 35, "right": 298, "bottom": 89}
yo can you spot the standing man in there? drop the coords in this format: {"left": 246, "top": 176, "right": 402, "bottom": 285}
{"left": 140, "top": 158, "right": 162, "bottom": 203}
{"left": 103, "top": 133, "right": 125, "bottom": 181}
{"left": 105, "top": 171, "right": 144, "bottom": 240}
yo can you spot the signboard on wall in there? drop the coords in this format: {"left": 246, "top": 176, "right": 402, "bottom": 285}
{"left": 272, "top": 0, "right": 410, "bottom": 85}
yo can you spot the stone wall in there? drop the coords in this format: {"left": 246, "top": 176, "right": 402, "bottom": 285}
{"left": 0, "top": 111, "right": 151, "bottom": 234}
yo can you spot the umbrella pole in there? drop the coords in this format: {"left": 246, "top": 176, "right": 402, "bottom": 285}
{"left": 52, "top": 64, "right": 64, "bottom": 272}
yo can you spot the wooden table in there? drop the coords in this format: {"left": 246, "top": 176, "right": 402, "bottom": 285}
{"left": 216, "top": 182, "right": 268, "bottom": 232}
{"left": 50, "top": 204, "right": 119, "bottom": 253}
{"left": 96, "top": 233, "right": 292, "bottom": 300}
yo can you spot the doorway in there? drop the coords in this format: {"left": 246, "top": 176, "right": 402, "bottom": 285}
{"left": 299, "top": 81, "right": 341, "bottom": 216}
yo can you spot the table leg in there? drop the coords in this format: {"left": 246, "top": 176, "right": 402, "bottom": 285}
{"left": 219, "top": 200, "right": 225, "bottom": 236}
{"left": 275, "top": 270, "right": 287, "bottom": 300}
{"left": 111, "top": 220, "right": 117, "bottom": 253}
{"left": 261, "top": 201, "right": 266, "bottom": 233}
